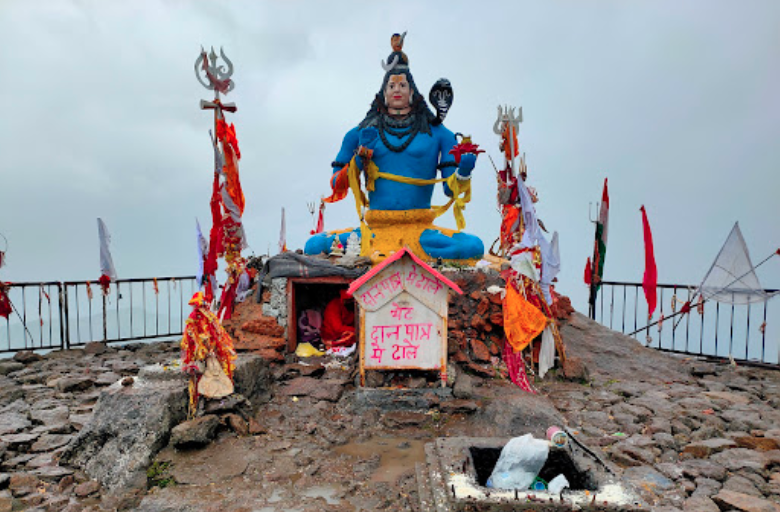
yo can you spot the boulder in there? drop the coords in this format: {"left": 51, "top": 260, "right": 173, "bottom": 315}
{"left": 12, "top": 351, "right": 43, "bottom": 365}
{"left": 562, "top": 356, "right": 589, "bottom": 381}
{"left": 59, "top": 378, "right": 188, "bottom": 493}
{"left": 47, "top": 376, "right": 95, "bottom": 393}
{"left": 83, "top": 342, "right": 107, "bottom": 355}
{"left": 280, "top": 377, "right": 344, "bottom": 402}
{"left": 170, "top": 415, "right": 220, "bottom": 448}
{"left": 476, "top": 383, "right": 564, "bottom": 438}
{"left": 231, "top": 354, "right": 273, "bottom": 405}
{"left": 452, "top": 372, "right": 475, "bottom": 399}
{"left": 712, "top": 490, "right": 780, "bottom": 512}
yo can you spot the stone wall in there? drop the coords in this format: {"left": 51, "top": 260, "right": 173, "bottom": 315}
{"left": 222, "top": 287, "right": 287, "bottom": 363}
{"left": 226, "top": 267, "right": 575, "bottom": 386}
{"left": 260, "top": 278, "right": 288, "bottom": 331}
{"left": 446, "top": 269, "right": 506, "bottom": 378}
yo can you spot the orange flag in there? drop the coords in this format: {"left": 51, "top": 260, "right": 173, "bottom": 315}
{"left": 503, "top": 284, "right": 547, "bottom": 353}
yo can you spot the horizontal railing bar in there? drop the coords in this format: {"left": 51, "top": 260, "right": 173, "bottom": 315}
{"left": 600, "top": 280, "right": 778, "bottom": 294}
{"left": 5, "top": 281, "right": 64, "bottom": 287}
{"left": 62, "top": 276, "right": 196, "bottom": 286}
{"left": 653, "top": 346, "right": 779, "bottom": 371}
{"left": 68, "top": 333, "right": 181, "bottom": 346}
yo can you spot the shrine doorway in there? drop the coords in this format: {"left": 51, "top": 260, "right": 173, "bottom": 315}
{"left": 285, "top": 276, "right": 357, "bottom": 353}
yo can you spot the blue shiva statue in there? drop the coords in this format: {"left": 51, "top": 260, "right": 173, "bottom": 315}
{"left": 304, "top": 33, "right": 484, "bottom": 262}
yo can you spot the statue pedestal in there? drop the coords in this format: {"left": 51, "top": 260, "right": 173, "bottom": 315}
{"left": 362, "top": 209, "right": 437, "bottom": 263}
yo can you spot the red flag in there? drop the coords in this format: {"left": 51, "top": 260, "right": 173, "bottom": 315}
{"left": 584, "top": 257, "right": 592, "bottom": 285}
{"left": 640, "top": 206, "right": 657, "bottom": 318}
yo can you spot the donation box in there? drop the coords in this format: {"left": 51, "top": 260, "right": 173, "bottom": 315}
{"left": 347, "top": 248, "right": 463, "bottom": 385}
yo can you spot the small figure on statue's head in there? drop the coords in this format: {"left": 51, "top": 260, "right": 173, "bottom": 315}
{"left": 305, "top": 33, "right": 485, "bottom": 263}
{"left": 391, "top": 32, "right": 406, "bottom": 53}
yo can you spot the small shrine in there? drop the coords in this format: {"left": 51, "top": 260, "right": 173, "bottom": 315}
{"left": 347, "top": 248, "right": 462, "bottom": 386}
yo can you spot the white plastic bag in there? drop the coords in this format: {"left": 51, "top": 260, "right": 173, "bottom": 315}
{"left": 486, "top": 434, "right": 549, "bottom": 490}
{"left": 548, "top": 474, "right": 570, "bottom": 494}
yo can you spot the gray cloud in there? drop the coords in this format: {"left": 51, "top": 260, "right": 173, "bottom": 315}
{"left": 0, "top": 0, "right": 778, "bottom": 317}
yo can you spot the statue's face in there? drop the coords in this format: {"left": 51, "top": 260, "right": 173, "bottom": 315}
{"left": 385, "top": 74, "right": 412, "bottom": 112}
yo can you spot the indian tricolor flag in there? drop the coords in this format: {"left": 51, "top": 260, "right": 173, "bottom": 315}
{"left": 594, "top": 178, "right": 609, "bottom": 289}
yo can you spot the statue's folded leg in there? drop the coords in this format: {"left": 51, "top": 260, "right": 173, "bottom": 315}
{"left": 304, "top": 228, "right": 359, "bottom": 256}
{"left": 420, "top": 228, "right": 484, "bottom": 260}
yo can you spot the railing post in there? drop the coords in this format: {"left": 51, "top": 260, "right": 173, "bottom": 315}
{"left": 57, "top": 283, "right": 66, "bottom": 350}
{"left": 102, "top": 293, "right": 107, "bottom": 343}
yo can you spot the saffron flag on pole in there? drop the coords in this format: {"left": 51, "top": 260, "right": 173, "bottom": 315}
{"left": 594, "top": 178, "right": 609, "bottom": 289}
{"left": 640, "top": 205, "right": 657, "bottom": 318}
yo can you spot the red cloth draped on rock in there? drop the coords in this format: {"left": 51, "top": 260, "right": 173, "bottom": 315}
{"left": 321, "top": 290, "right": 356, "bottom": 349}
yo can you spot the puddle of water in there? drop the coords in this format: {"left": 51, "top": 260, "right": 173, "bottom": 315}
{"left": 335, "top": 436, "right": 427, "bottom": 483}
{"left": 300, "top": 485, "right": 341, "bottom": 505}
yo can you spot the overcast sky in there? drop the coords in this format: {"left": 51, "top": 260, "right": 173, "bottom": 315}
{"left": 1, "top": 0, "right": 778, "bottom": 313}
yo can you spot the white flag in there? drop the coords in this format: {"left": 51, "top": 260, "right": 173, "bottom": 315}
{"left": 97, "top": 218, "right": 117, "bottom": 281}
{"left": 195, "top": 219, "right": 208, "bottom": 286}
{"left": 539, "top": 231, "right": 561, "bottom": 304}
{"left": 279, "top": 207, "right": 287, "bottom": 253}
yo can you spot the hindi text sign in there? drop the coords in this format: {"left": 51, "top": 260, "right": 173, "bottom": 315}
{"left": 348, "top": 248, "right": 463, "bottom": 385}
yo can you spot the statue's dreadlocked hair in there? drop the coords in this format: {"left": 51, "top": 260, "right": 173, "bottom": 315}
{"left": 358, "top": 51, "right": 436, "bottom": 136}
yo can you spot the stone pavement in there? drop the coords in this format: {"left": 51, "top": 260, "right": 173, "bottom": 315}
{"left": 0, "top": 313, "right": 777, "bottom": 511}
{"left": 542, "top": 313, "right": 780, "bottom": 511}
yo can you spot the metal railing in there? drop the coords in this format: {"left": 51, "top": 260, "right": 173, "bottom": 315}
{"left": 594, "top": 281, "right": 779, "bottom": 366}
{"left": 1, "top": 276, "right": 197, "bottom": 353}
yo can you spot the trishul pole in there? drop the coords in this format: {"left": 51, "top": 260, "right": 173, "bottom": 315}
{"left": 193, "top": 46, "right": 237, "bottom": 309}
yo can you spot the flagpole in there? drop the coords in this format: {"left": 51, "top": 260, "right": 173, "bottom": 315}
{"left": 588, "top": 202, "right": 600, "bottom": 320}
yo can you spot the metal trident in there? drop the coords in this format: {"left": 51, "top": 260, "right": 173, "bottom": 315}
{"left": 195, "top": 46, "right": 237, "bottom": 122}
{"left": 194, "top": 46, "right": 235, "bottom": 97}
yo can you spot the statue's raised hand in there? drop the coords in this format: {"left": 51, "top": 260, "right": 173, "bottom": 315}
{"left": 355, "top": 127, "right": 379, "bottom": 171}
{"left": 457, "top": 153, "right": 477, "bottom": 177}
{"left": 358, "top": 127, "right": 379, "bottom": 151}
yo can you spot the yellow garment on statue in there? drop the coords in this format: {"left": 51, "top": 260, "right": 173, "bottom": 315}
{"left": 346, "top": 157, "right": 472, "bottom": 239}
{"left": 363, "top": 209, "right": 439, "bottom": 262}
{"left": 503, "top": 284, "right": 547, "bottom": 353}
